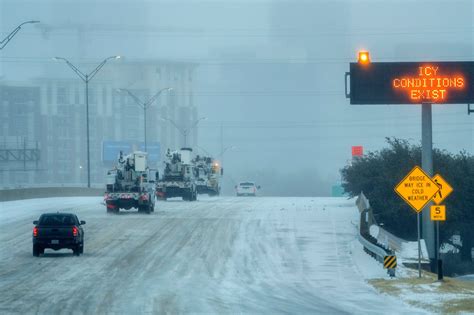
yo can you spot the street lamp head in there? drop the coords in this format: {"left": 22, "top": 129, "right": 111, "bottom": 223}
{"left": 104, "top": 55, "right": 121, "bottom": 62}
{"left": 20, "top": 20, "right": 40, "bottom": 27}
{"left": 167, "top": 87, "right": 173, "bottom": 91}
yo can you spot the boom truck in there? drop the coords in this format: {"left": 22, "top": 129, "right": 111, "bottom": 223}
{"left": 193, "top": 155, "right": 223, "bottom": 196}
{"left": 156, "top": 148, "right": 197, "bottom": 201}
{"left": 104, "top": 151, "right": 156, "bottom": 214}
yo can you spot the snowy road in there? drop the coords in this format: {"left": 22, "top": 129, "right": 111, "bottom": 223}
{"left": 0, "top": 197, "right": 422, "bottom": 314}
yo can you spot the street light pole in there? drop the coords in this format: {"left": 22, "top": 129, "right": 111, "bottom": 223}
{"left": 183, "top": 130, "right": 189, "bottom": 147}
{"left": 219, "top": 145, "right": 236, "bottom": 164}
{"left": 161, "top": 117, "right": 207, "bottom": 148}
{"left": 144, "top": 105, "right": 147, "bottom": 152}
{"left": 184, "top": 117, "right": 207, "bottom": 147}
{"left": 54, "top": 55, "right": 121, "bottom": 188}
{"left": 117, "top": 87, "right": 172, "bottom": 152}
{"left": 86, "top": 76, "right": 90, "bottom": 189}
{"left": 0, "top": 20, "right": 40, "bottom": 50}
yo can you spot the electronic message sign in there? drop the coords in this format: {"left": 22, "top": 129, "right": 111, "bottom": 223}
{"left": 349, "top": 62, "right": 474, "bottom": 105}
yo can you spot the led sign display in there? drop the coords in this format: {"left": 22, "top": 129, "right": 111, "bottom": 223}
{"left": 349, "top": 62, "right": 474, "bottom": 105}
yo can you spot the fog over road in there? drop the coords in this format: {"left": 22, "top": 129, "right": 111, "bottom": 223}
{"left": 0, "top": 197, "right": 420, "bottom": 314}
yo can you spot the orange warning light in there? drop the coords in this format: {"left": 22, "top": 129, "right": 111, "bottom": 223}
{"left": 358, "top": 51, "right": 370, "bottom": 64}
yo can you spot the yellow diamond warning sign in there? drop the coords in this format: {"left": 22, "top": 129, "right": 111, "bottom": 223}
{"left": 394, "top": 166, "right": 440, "bottom": 213}
{"left": 432, "top": 174, "right": 453, "bottom": 205}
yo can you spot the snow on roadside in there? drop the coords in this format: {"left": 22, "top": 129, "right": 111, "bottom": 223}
{"left": 352, "top": 235, "right": 474, "bottom": 314}
{"left": 369, "top": 275, "right": 474, "bottom": 314}
{"left": 350, "top": 240, "right": 393, "bottom": 279}
{"left": 457, "top": 275, "right": 474, "bottom": 282}
{"left": 350, "top": 209, "right": 474, "bottom": 314}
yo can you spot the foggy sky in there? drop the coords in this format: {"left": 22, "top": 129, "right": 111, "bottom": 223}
{"left": 1, "top": 0, "right": 473, "bottom": 195}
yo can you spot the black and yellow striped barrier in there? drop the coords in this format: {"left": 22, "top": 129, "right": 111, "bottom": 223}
{"left": 384, "top": 255, "right": 397, "bottom": 269}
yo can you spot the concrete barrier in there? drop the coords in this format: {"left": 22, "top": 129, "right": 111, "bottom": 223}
{"left": 0, "top": 187, "right": 104, "bottom": 202}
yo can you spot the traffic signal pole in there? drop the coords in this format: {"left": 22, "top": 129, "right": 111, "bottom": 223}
{"left": 421, "top": 103, "right": 436, "bottom": 273}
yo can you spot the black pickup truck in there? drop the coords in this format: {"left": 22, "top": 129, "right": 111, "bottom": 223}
{"left": 32, "top": 212, "right": 85, "bottom": 256}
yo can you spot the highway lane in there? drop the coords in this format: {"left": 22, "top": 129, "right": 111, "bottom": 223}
{"left": 0, "top": 196, "right": 421, "bottom": 314}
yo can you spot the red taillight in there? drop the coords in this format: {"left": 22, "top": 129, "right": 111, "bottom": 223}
{"left": 140, "top": 194, "right": 149, "bottom": 201}
{"left": 73, "top": 226, "right": 78, "bottom": 237}
{"left": 33, "top": 227, "right": 38, "bottom": 237}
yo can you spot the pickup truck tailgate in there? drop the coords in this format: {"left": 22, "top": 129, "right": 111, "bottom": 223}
{"left": 37, "top": 226, "right": 74, "bottom": 238}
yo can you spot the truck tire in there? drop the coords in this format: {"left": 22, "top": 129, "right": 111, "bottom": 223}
{"left": 138, "top": 205, "right": 151, "bottom": 214}
{"left": 79, "top": 243, "right": 84, "bottom": 254}
{"left": 73, "top": 245, "right": 81, "bottom": 256}
{"left": 106, "top": 203, "right": 118, "bottom": 214}
{"left": 33, "top": 245, "right": 41, "bottom": 257}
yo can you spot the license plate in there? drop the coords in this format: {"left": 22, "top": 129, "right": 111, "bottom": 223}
{"left": 51, "top": 240, "right": 59, "bottom": 244}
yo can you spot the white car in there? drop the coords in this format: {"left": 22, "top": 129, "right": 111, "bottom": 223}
{"left": 235, "top": 181, "right": 260, "bottom": 197}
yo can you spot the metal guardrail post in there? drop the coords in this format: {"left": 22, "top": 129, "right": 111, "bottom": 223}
{"left": 356, "top": 192, "right": 393, "bottom": 267}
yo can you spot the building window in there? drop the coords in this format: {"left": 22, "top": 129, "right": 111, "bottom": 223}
{"left": 89, "top": 88, "right": 96, "bottom": 105}
{"left": 57, "top": 87, "right": 68, "bottom": 104}
{"left": 75, "top": 88, "right": 80, "bottom": 104}
{"left": 102, "top": 88, "right": 107, "bottom": 105}
{"left": 46, "top": 86, "right": 52, "bottom": 104}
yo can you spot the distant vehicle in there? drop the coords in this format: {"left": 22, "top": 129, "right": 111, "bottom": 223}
{"left": 156, "top": 148, "right": 197, "bottom": 201}
{"left": 193, "top": 155, "right": 223, "bottom": 196}
{"left": 235, "top": 181, "right": 260, "bottom": 197}
{"left": 32, "top": 213, "right": 85, "bottom": 256}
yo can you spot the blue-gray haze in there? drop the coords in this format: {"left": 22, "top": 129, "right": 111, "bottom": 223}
{"left": 1, "top": 0, "right": 473, "bottom": 195}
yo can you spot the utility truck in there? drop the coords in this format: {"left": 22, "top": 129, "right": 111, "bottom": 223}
{"left": 193, "top": 155, "right": 223, "bottom": 196}
{"left": 156, "top": 148, "right": 197, "bottom": 201}
{"left": 104, "top": 151, "right": 156, "bottom": 214}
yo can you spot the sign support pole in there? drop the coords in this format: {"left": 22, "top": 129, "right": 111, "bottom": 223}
{"left": 421, "top": 103, "right": 435, "bottom": 273}
{"left": 437, "top": 220, "right": 443, "bottom": 280}
{"left": 417, "top": 212, "right": 421, "bottom": 278}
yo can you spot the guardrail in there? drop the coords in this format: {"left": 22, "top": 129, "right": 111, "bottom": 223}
{"left": 372, "top": 225, "right": 405, "bottom": 253}
{"left": 356, "top": 192, "right": 392, "bottom": 264}
{"left": 358, "top": 233, "right": 389, "bottom": 264}
{"left": 0, "top": 187, "right": 104, "bottom": 202}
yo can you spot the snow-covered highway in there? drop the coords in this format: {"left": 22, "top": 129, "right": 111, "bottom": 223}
{"left": 0, "top": 196, "right": 421, "bottom": 314}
